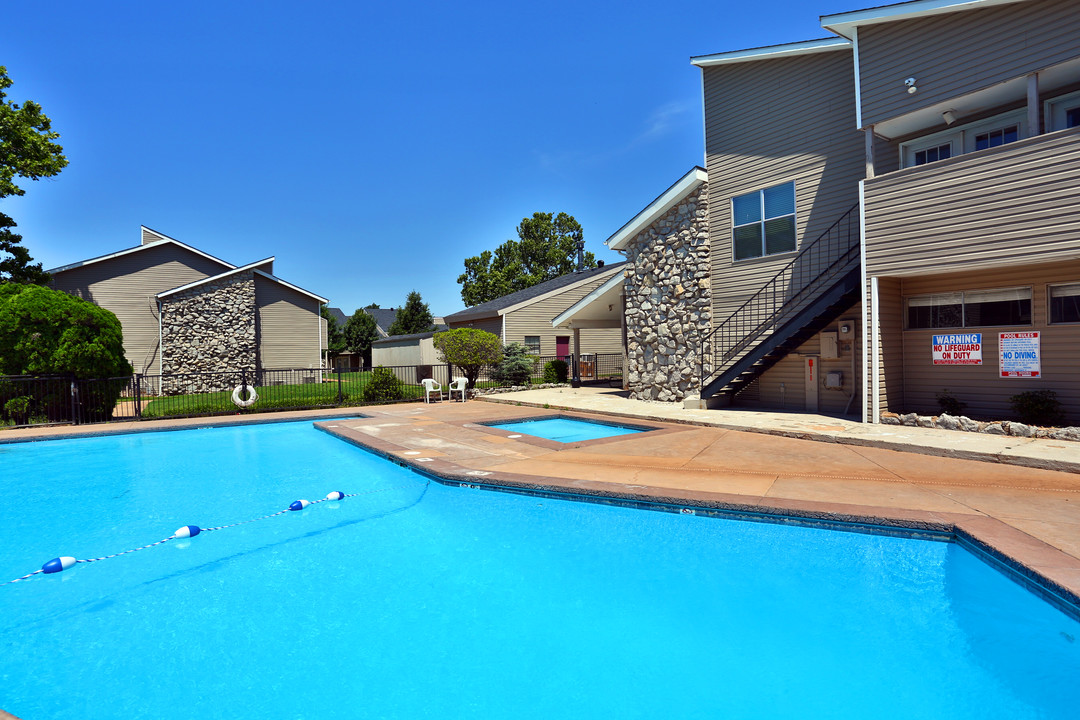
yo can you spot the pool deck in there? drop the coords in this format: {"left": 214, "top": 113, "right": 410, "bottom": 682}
{"left": 5, "top": 395, "right": 1080, "bottom": 607}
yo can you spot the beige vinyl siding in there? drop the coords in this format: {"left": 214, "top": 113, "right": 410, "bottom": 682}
{"left": 864, "top": 128, "right": 1080, "bottom": 278}
{"left": 703, "top": 49, "right": 864, "bottom": 325}
{"left": 857, "top": 0, "right": 1080, "bottom": 128}
{"left": 372, "top": 337, "right": 441, "bottom": 367}
{"left": 503, "top": 274, "right": 622, "bottom": 356}
{"left": 865, "top": 277, "right": 904, "bottom": 420}
{"left": 255, "top": 276, "right": 321, "bottom": 369}
{"left": 738, "top": 306, "right": 861, "bottom": 414}
{"left": 49, "top": 244, "right": 231, "bottom": 375}
{"left": 886, "top": 261, "right": 1080, "bottom": 423}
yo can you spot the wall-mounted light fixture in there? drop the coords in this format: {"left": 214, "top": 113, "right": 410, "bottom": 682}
{"left": 942, "top": 110, "right": 957, "bottom": 125}
{"left": 905, "top": 77, "right": 917, "bottom": 94}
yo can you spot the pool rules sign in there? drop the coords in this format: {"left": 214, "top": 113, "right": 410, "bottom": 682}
{"left": 932, "top": 334, "right": 982, "bottom": 365}
{"left": 999, "top": 331, "right": 1041, "bottom": 378}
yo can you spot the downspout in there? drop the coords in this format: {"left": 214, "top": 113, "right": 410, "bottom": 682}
{"left": 871, "top": 276, "right": 880, "bottom": 424}
{"left": 158, "top": 299, "right": 164, "bottom": 377}
{"left": 859, "top": 180, "right": 868, "bottom": 423}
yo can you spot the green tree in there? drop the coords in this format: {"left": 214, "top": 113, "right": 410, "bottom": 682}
{"left": 388, "top": 290, "right": 435, "bottom": 335}
{"left": 433, "top": 328, "right": 502, "bottom": 389}
{"left": 1, "top": 214, "right": 49, "bottom": 284}
{"left": 343, "top": 310, "right": 379, "bottom": 368}
{"left": 320, "top": 305, "right": 346, "bottom": 364}
{"left": 0, "top": 66, "right": 68, "bottom": 284}
{"left": 457, "top": 212, "right": 595, "bottom": 306}
{"left": 491, "top": 342, "right": 534, "bottom": 386}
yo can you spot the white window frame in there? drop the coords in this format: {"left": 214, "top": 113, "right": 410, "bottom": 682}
{"left": 1048, "top": 282, "right": 1080, "bottom": 325}
{"left": 899, "top": 109, "right": 1027, "bottom": 168}
{"left": 1045, "top": 89, "right": 1080, "bottom": 133}
{"left": 523, "top": 335, "right": 541, "bottom": 353}
{"left": 730, "top": 181, "right": 797, "bottom": 262}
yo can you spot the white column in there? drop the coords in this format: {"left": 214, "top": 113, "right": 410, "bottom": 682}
{"left": 870, "top": 276, "right": 880, "bottom": 424}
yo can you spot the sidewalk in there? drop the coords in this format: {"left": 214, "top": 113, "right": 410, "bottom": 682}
{"left": 476, "top": 386, "right": 1080, "bottom": 474}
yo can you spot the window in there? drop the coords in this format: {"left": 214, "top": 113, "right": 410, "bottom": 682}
{"left": 1049, "top": 283, "right": 1080, "bottom": 324}
{"left": 732, "top": 182, "right": 796, "bottom": 261}
{"left": 914, "top": 143, "right": 952, "bottom": 166}
{"left": 907, "top": 288, "right": 1031, "bottom": 329}
{"left": 524, "top": 335, "right": 541, "bottom": 353}
{"left": 1046, "top": 90, "right": 1080, "bottom": 132}
{"left": 973, "top": 124, "right": 1019, "bottom": 151}
{"left": 900, "top": 109, "right": 1025, "bottom": 168}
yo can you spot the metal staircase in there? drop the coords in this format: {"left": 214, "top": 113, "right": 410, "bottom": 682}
{"left": 700, "top": 204, "right": 860, "bottom": 401}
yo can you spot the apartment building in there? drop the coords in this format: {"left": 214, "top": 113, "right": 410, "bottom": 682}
{"left": 586, "top": 0, "right": 1080, "bottom": 423}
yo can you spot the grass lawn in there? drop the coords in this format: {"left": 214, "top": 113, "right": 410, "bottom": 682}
{"left": 141, "top": 373, "right": 424, "bottom": 418}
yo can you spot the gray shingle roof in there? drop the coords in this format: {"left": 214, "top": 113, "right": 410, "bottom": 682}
{"left": 364, "top": 307, "right": 399, "bottom": 334}
{"left": 443, "top": 262, "right": 626, "bottom": 322}
{"left": 325, "top": 307, "right": 349, "bottom": 326}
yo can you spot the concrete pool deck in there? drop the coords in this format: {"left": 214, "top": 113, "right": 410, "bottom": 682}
{"left": 5, "top": 397, "right": 1080, "bottom": 607}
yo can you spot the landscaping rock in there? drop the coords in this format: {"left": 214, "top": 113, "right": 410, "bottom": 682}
{"left": 1008, "top": 422, "right": 1034, "bottom": 438}
{"left": 880, "top": 415, "right": 900, "bottom": 425}
{"left": 937, "top": 414, "right": 960, "bottom": 431}
{"left": 899, "top": 413, "right": 918, "bottom": 426}
{"left": 984, "top": 423, "right": 1006, "bottom": 435}
{"left": 916, "top": 416, "right": 935, "bottom": 428}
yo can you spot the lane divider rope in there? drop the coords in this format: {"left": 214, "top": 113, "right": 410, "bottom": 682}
{"left": 3, "top": 483, "right": 423, "bottom": 586}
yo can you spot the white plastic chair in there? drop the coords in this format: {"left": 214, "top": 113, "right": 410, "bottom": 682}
{"left": 448, "top": 377, "right": 467, "bottom": 402}
{"left": 421, "top": 378, "right": 443, "bottom": 403}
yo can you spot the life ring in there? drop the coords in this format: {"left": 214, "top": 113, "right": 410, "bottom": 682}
{"left": 231, "top": 385, "right": 259, "bottom": 408}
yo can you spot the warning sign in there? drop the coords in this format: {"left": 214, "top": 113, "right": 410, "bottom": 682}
{"left": 932, "top": 333, "right": 982, "bottom": 365}
{"left": 999, "top": 331, "right": 1040, "bottom": 378}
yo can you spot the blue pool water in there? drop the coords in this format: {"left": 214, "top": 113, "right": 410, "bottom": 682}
{"left": 2, "top": 420, "right": 1079, "bottom": 719}
{"left": 489, "top": 416, "right": 644, "bottom": 442}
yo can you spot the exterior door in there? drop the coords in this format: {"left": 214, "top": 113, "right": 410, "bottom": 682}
{"left": 556, "top": 336, "right": 570, "bottom": 359}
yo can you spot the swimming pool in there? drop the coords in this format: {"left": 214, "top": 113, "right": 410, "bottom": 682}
{"left": 487, "top": 416, "right": 645, "bottom": 442}
{"left": 2, "top": 420, "right": 1079, "bottom": 719}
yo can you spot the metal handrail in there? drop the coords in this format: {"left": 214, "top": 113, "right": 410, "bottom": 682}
{"left": 702, "top": 204, "right": 860, "bottom": 387}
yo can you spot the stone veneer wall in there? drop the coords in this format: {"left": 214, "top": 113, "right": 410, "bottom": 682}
{"left": 623, "top": 183, "right": 711, "bottom": 402}
{"left": 160, "top": 270, "right": 257, "bottom": 394}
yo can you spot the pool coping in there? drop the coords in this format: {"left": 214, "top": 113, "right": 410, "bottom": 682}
{"left": 315, "top": 418, "right": 1080, "bottom": 622}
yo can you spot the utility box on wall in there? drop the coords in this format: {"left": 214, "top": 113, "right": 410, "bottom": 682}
{"left": 821, "top": 331, "right": 840, "bottom": 359}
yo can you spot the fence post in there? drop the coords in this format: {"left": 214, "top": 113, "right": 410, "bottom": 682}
{"left": 446, "top": 363, "right": 453, "bottom": 386}
{"left": 336, "top": 366, "right": 344, "bottom": 403}
{"left": 134, "top": 373, "right": 142, "bottom": 420}
{"left": 69, "top": 373, "right": 79, "bottom": 425}
{"left": 571, "top": 353, "right": 581, "bottom": 389}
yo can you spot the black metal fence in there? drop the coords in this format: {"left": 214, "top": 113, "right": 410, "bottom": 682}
{"left": 0, "top": 354, "right": 625, "bottom": 429}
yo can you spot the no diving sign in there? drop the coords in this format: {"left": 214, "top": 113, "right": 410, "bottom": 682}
{"left": 932, "top": 333, "right": 982, "bottom": 365}
{"left": 1000, "top": 331, "right": 1041, "bottom": 378}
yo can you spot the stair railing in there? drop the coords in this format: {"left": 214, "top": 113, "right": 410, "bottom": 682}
{"left": 700, "top": 204, "right": 860, "bottom": 391}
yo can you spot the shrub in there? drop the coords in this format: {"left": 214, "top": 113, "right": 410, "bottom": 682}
{"left": 543, "top": 359, "right": 569, "bottom": 384}
{"left": 0, "top": 283, "right": 132, "bottom": 421}
{"left": 1009, "top": 389, "right": 1065, "bottom": 427}
{"left": 491, "top": 343, "right": 534, "bottom": 386}
{"left": 3, "top": 395, "right": 30, "bottom": 425}
{"left": 433, "top": 328, "right": 502, "bottom": 389}
{"left": 935, "top": 389, "right": 966, "bottom": 416}
{"left": 362, "top": 367, "right": 405, "bottom": 403}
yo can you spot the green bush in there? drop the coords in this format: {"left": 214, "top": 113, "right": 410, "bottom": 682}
{"left": 543, "top": 359, "right": 569, "bottom": 384}
{"left": 0, "top": 283, "right": 132, "bottom": 421}
{"left": 492, "top": 342, "right": 534, "bottom": 385}
{"left": 3, "top": 395, "right": 30, "bottom": 424}
{"left": 935, "top": 389, "right": 966, "bottom": 416}
{"left": 1009, "top": 389, "right": 1065, "bottom": 427}
{"left": 362, "top": 367, "right": 405, "bottom": 402}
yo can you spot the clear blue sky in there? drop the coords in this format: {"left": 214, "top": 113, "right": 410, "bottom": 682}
{"left": 4, "top": 0, "right": 851, "bottom": 316}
